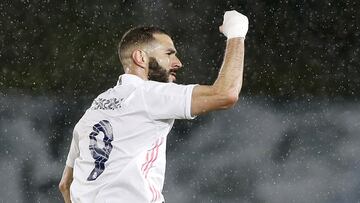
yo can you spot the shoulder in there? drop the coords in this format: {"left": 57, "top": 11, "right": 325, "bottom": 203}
{"left": 143, "top": 81, "right": 194, "bottom": 94}
{"left": 89, "top": 87, "right": 124, "bottom": 111}
{"left": 144, "top": 80, "right": 178, "bottom": 88}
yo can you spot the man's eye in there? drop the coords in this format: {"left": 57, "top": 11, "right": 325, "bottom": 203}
{"left": 166, "top": 53, "right": 171, "bottom": 55}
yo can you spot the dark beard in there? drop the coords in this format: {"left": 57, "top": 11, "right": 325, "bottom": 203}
{"left": 148, "top": 57, "right": 170, "bottom": 83}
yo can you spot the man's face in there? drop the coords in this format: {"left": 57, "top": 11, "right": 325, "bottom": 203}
{"left": 146, "top": 34, "right": 182, "bottom": 83}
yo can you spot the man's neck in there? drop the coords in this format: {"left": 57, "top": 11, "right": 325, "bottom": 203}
{"left": 124, "top": 67, "right": 148, "bottom": 81}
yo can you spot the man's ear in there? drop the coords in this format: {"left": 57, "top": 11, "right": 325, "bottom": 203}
{"left": 131, "top": 50, "right": 148, "bottom": 68}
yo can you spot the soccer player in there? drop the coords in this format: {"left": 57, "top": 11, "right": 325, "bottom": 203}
{"left": 59, "top": 10, "right": 248, "bottom": 203}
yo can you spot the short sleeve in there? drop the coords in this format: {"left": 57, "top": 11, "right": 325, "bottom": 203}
{"left": 65, "top": 129, "right": 80, "bottom": 168}
{"left": 143, "top": 82, "right": 197, "bottom": 120}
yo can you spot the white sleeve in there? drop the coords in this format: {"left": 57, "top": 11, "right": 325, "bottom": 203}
{"left": 65, "top": 129, "right": 80, "bottom": 168}
{"left": 143, "top": 82, "right": 197, "bottom": 120}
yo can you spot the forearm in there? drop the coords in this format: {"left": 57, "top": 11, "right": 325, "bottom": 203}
{"left": 213, "top": 37, "right": 245, "bottom": 97}
{"left": 60, "top": 188, "right": 72, "bottom": 203}
{"left": 59, "top": 166, "right": 73, "bottom": 203}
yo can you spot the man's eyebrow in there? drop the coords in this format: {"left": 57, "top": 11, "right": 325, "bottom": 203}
{"left": 166, "top": 48, "right": 177, "bottom": 54}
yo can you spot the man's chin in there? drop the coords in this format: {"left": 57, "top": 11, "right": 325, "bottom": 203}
{"left": 169, "top": 75, "right": 176, "bottom": 83}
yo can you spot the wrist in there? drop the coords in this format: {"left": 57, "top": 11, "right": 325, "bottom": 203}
{"left": 227, "top": 37, "right": 245, "bottom": 43}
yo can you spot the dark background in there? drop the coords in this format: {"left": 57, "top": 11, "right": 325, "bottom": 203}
{"left": 1, "top": 0, "right": 360, "bottom": 202}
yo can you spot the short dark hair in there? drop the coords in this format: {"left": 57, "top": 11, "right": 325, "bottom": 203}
{"left": 118, "top": 26, "right": 169, "bottom": 64}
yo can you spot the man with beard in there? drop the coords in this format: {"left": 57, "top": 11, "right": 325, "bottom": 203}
{"left": 59, "top": 10, "right": 248, "bottom": 203}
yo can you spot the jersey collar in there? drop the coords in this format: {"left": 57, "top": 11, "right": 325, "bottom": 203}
{"left": 117, "top": 74, "right": 145, "bottom": 86}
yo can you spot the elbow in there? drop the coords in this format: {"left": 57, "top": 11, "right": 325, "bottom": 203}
{"left": 58, "top": 180, "right": 70, "bottom": 193}
{"left": 223, "top": 93, "right": 239, "bottom": 108}
{"left": 215, "top": 90, "right": 238, "bottom": 109}
{"left": 212, "top": 86, "right": 240, "bottom": 109}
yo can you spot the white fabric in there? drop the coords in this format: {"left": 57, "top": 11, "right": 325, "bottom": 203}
{"left": 66, "top": 74, "right": 196, "bottom": 203}
{"left": 222, "top": 10, "right": 249, "bottom": 39}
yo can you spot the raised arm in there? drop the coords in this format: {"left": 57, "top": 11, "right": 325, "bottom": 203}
{"left": 191, "top": 11, "right": 248, "bottom": 116}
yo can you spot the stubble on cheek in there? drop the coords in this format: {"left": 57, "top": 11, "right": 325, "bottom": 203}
{"left": 148, "top": 57, "right": 170, "bottom": 83}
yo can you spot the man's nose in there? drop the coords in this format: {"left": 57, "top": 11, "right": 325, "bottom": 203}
{"left": 172, "top": 56, "right": 182, "bottom": 68}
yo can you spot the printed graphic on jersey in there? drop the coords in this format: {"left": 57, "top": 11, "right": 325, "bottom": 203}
{"left": 87, "top": 120, "right": 113, "bottom": 181}
{"left": 90, "top": 97, "right": 123, "bottom": 110}
{"left": 141, "top": 137, "right": 164, "bottom": 202}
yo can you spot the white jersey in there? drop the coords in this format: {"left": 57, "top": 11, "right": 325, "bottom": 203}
{"left": 66, "top": 74, "right": 196, "bottom": 203}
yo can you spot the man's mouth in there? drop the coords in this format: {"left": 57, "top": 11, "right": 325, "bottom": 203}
{"left": 169, "top": 71, "right": 177, "bottom": 80}
{"left": 170, "top": 69, "right": 177, "bottom": 75}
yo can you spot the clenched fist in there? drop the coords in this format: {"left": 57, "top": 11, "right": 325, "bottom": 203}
{"left": 220, "top": 10, "right": 249, "bottom": 39}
